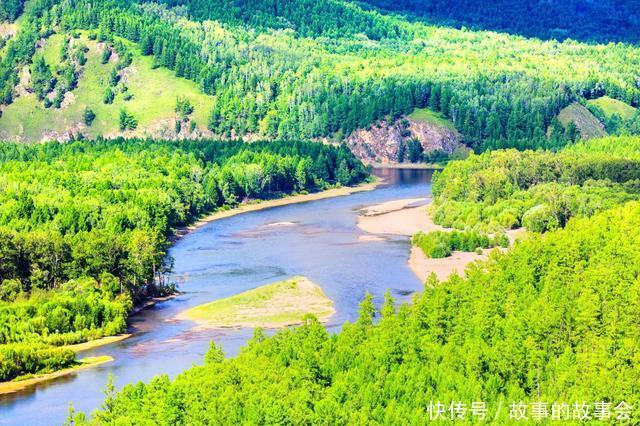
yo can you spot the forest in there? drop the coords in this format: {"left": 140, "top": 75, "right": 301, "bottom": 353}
{"left": 361, "top": 0, "right": 640, "bottom": 43}
{"left": 430, "top": 137, "right": 640, "bottom": 232}
{"left": 70, "top": 136, "right": 640, "bottom": 424}
{"left": 1, "top": 0, "right": 640, "bottom": 150}
{"left": 0, "top": 138, "right": 367, "bottom": 381}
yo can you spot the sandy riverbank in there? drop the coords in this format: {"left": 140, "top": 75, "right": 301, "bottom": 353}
{"left": 0, "top": 356, "right": 113, "bottom": 396}
{"left": 172, "top": 180, "right": 379, "bottom": 241}
{"left": 66, "top": 334, "right": 132, "bottom": 353}
{"left": 176, "top": 276, "right": 335, "bottom": 329}
{"left": 357, "top": 197, "right": 444, "bottom": 236}
{"left": 357, "top": 198, "right": 523, "bottom": 282}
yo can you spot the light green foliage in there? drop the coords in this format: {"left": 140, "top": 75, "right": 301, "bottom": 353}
{"left": 587, "top": 96, "right": 637, "bottom": 121}
{"left": 430, "top": 137, "right": 640, "bottom": 231}
{"left": 407, "top": 108, "right": 455, "bottom": 130}
{"left": 180, "top": 277, "right": 334, "bottom": 327}
{"left": 79, "top": 202, "right": 640, "bottom": 423}
{"left": 412, "top": 229, "right": 507, "bottom": 258}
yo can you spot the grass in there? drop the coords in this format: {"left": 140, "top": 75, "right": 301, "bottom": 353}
{"left": 178, "top": 276, "right": 335, "bottom": 328}
{"left": 557, "top": 102, "right": 607, "bottom": 140}
{"left": 407, "top": 108, "right": 456, "bottom": 130}
{"left": 0, "top": 31, "right": 214, "bottom": 141}
{"left": 0, "top": 355, "right": 113, "bottom": 395}
{"left": 587, "top": 96, "right": 637, "bottom": 120}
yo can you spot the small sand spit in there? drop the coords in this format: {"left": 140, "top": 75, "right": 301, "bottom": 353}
{"left": 358, "top": 198, "right": 525, "bottom": 282}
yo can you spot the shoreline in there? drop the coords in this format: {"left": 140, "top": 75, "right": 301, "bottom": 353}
{"left": 356, "top": 198, "right": 497, "bottom": 282}
{"left": 171, "top": 179, "right": 380, "bottom": 242}
{"left": 66, "top": 334, "right": 132, "bottom": 353}
{"left": 367, "top": 162, "right": 444, "bottom": 170}
{"left": 177, "top": 276, "right": 335, "bottom": 330}
{"left": 0, "top": 356, "right": 113, "bottom": 396}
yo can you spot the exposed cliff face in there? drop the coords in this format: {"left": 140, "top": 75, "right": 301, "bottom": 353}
{"left": 346, "top": 115, "right": 462, "bottom": 164}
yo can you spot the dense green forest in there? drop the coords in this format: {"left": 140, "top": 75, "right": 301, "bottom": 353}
{"left": 1, "top": 0, "right": 640, "bottom": 150}
{"left": 0, "top": 138, "right": 367, "bottom": 381}
{"left": 360, "top": 0, "right": 640, "bottom": 43}
{"left": 0, "top": 0, "right": 24, "bottom": 22}
{"left": 72, "top": 137, "right": 640, "bottom": 423}
{"left": 430, "top": 137, "right": 640, "bottom": 232}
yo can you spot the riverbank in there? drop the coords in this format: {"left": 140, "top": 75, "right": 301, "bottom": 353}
{"left": 176, "top": 276, "right": 335, "bottom": 329}
{"left": 0, "top": 356, "right": 113, "bottom": 396}
{"left": 66, "top": 334, "right": 132, "bottom": 353}
{"left": 356, "top": 198, "right": 523, "bottom": 282}
{"left": 366, "top": 162, "right": 445, "bottom": 170}
{"left": 357, "top": 197, "right": 443, "bottom": 236}
{"left": 172, "top": 180, "right": 380, "bottom": 242}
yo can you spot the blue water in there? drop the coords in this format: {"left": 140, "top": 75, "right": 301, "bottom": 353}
{"left": 0, "top": 168, "right": 433, "bottom": 425}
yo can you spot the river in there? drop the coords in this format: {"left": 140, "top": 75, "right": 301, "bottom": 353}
{"left": 0, "top": 168, "right": 433, "bottom": 425}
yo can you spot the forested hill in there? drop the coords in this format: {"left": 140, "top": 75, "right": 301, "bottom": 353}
{"left": 359, "top": 0, "right": 640, "bottom": 44}
{"left": 1, "top": 0, "right": 640, "bottom": 150}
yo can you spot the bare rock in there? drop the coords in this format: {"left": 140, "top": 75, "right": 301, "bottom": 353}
{"left": 346, "top": 114, "right": 462, "bottom": 164}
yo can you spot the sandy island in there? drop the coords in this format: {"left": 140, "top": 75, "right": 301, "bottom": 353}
{"left": 172, "top": 180, "right": 379, "bottom": 241}
{"left": 357, "top": 198, "right": 524, "bottom": 282}
{"left": 176, "top": 276, "right": 335, "bottom": 329}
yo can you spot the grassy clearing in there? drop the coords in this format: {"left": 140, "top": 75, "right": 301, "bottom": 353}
{"left": 0, "top": 32, "right": 214, "bottom": 141}
{"left": 587, "top": 96, "right": 637, "bottom": 120}
{"left": 407, "top": 108, "right": 455, "bottom": 130}
{"left": 557, "top": 102, "right": 607, "bottom": 139}
{"left": 178, "top": 276, "right": 335, "bottom": 329}
{"left": 0, "top": 356, "right": 113, "bottom": 395}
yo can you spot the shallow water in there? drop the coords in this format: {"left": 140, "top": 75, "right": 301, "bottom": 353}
{"left": 0, "top": 168, "right": 433, "bottom": 425}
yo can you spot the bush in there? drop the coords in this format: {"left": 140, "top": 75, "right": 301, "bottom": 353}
{"left": 522, "top": 204, "right": 559, "bottom": 233}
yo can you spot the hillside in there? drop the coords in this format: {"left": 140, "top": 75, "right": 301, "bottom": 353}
{"left": 0, "top": 32, "right": 214, "bottom": 141}
{"left": 0, "top": 0, "right": 640, "bottom": 149}
{"left": 587, "top": 96, "right": 638, "bottom": 121}
{"left": 360, "top": 0, "right": 640, "bottom": 43}
{"left": 556, "top": 102, "right": 607, "bottom": 140}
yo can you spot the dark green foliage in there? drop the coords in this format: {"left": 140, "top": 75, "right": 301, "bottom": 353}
{"left": 83, "top": 107, "right": 95, "bottom": 126}
{"left": 406, "top": 138, "right": 423, "bottom": 162}
{"left": 0, "top": 0, "right": 25, "bottom": 22}
{"left": 30, "top": 56, "right": 53, "bottom": 101}
{"left": 118, "top": 109, "right": 137, "bottom": 130}
{"left": 17, "top": 0, "right": 633, "bottom": 151}
{"left": 80, "top": 201, "right": 640, "bottom": 423}
{"left": 103, "top": 87, "right": 114, "bottom": 104}
{"left": 175, "top": 96, "right": 194, "bottom": 120}
{"left": 361, "top": 0, "right": 640, "bottom": 44}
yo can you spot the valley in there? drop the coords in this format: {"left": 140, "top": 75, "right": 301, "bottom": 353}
{"left": 1, "top": 0, "right": 640, "bottom": 423}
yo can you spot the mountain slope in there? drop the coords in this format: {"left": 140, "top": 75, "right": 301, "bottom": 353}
{"left": 0, "top": 33, "right": 214, "bottom": 141}
{"left": 1, "top": 0, "right": 640, "bottom": 149}
{"left": 360, "top": 0, "right": 640, "bottom": 43}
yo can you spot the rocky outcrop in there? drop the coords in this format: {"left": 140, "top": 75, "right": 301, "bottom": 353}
{"left": 346, "top": 116, "right": 462, "bottom": 164}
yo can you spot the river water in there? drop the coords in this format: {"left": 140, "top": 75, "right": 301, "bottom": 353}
{"left": 0, "top": 168, "right": 433, "bottom": 425}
